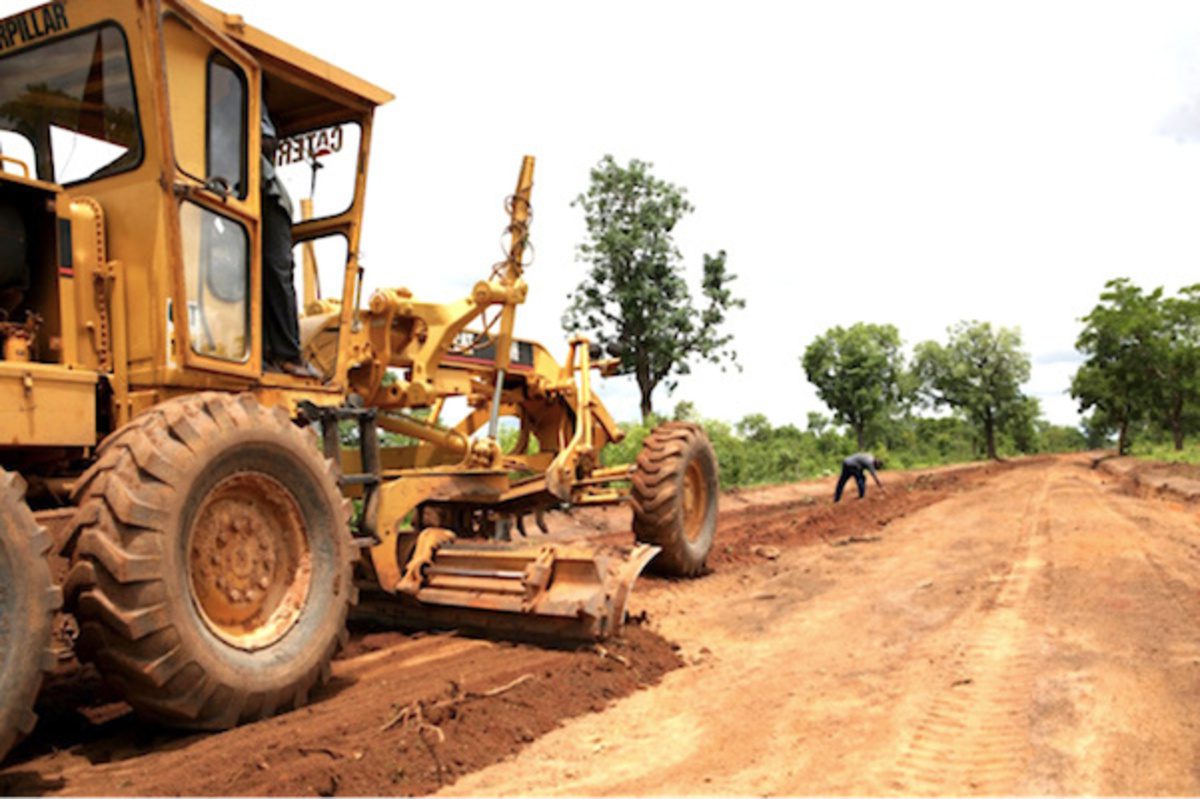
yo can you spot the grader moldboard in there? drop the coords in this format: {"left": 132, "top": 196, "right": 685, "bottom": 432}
{"left": 0, "top": 0, "right": 720, "bottom": 762}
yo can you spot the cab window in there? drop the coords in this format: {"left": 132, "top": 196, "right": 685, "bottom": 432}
{"left": 0, "top": 24, "right": 142, "bottom": 184}
{"left": 180, "top": 201, "right": 249, "bottom": 362}
{"left": 163, "top": 15, "right": 251, "bottom": 196}
{"left": 292, "top": 233, "right": 349, "bottom": 314}
{"left": 274, "top": 121, "right": 361, "bottom": 222}
{"left": 206, "top": 53, "right": 246, "bottom": 198}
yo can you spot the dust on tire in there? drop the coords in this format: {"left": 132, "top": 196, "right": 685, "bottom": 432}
{"left": 631, "top": 422, "right": 719, "bottom": 577}
{"left": 0, "top": 470, "right": 60, "bottom": 761}
{"left": 64, "top": 392, "right": 355, "bottom": 730}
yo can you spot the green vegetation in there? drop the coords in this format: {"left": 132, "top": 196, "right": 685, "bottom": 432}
{"left": 796, "top": 319, "right": 1040, "bottom": 464}
{"left": 563, "top": 155, "right": 744, "bottom": 421}
{"left": 1129, "top": 441, "right": 1200, "bottom": 465}
{"left": 914, "top": 321, "right": 1034, "bottom": 460}
{"left": 600, "top": 402, "right": 1085, "bottom": 490}
{"left": 802, "top": 323, "right": 908, "bottom": 450}
{"left": 1072, "top": 279, "right": 1200, "bottom": 455}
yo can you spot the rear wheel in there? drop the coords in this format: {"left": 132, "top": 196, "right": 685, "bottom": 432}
{"left": 0, "top": 470, "right": 59, "bottom": 761}
{"left": 631, "top": 422, "right": 719, "bottom": 577}
{"left": 65, "top": 393, "right": 354, "bottom": 729}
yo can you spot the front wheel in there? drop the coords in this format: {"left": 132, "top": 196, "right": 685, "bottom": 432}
{"left": 0, "top": 470, "right": 59, "bottom": 762}
{"left": 631, "top": 422, "right": 719, "bottom": 577}
{"left": 65, "top": 393, "right": 354, "bottom": 729}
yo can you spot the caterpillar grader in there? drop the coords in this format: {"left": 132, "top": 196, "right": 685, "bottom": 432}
{"left": 0, "top": 0, "right": 720, "bottom": 762}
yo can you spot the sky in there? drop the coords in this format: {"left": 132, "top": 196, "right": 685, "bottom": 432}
{"left": 8, "top": 0, "right": 1200, "bottom": 429}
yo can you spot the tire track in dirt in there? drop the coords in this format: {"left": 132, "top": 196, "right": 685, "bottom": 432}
{"left": 1021, "top": 464, "right": 1200, "bottom": 795}
{"left": 1099, "top": 491, "right": 1200, "bottom": 628}
{"left": 0, "top": 460, "right": 1027, "bottom": 797}
{"left": 886, "top": 477, "right": 1051, "bottom": 795}
{"left": 1090, "top": 491, "right": 1200, "bottom": 663}
{"left": 444, "top": 460, "right": 1032, "bottom": 797}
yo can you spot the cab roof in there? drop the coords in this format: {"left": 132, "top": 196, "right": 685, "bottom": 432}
{"left": 188, "top": 0, "right": 395, "bottom": 110}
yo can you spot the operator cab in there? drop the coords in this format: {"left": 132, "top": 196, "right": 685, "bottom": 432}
{"left": 166, "top": 2, "right": 390, "bottom": 383}
{"left": 0, "top": 0, "right": 391, "bottom": 448}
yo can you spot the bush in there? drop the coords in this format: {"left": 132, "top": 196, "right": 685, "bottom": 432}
{"left": 600, "top": 404, "right": 1088, "bottom": 489}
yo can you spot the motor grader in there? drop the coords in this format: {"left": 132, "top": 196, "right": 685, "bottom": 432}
{"left": 0, "top": 0, "right": 720, "bottom": 763}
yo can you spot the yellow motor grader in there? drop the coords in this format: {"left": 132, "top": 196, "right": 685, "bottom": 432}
{"left": 0, "top": 0, "right": 720, "bottom": 760}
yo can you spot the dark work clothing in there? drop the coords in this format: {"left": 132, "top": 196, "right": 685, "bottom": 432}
{"left": 834, "top": 452, "right": 880, "bottom": 503}
{"left": 261, "top": 195, "right": 301, "bottom": 362}
{"left": 259, "top": 103, "right": 303, "bottom": 366}
{"left": 834, "top": 464, "right": 866, "bottom": 502}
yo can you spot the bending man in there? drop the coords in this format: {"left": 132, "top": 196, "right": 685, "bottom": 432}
{"left": 834, "top": 452, "right": 884, "bottom": 502}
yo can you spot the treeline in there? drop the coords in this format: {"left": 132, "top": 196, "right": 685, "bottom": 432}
{"left": 801, "top": 319, "right": 1065, "bottom": 461}
{"left": 603, "top": 401, "right": 1084, "bottom": 489}
{"left": 1071, "top": 279, "right": 1200, "bottom": 455}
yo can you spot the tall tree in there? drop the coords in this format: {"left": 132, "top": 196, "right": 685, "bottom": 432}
{"left": 1070, "top": 279, "right": 1163, "bottom": 455}
{"left": 801, "top": 323, "right": 908, "bottom": 450}
{"left": 563, "top": 155, "right": 743, "bottom": 421}
{"left": 913, "top": 321, "right": 1032, "bottom": 460}
{"left": 1157, "top": 285, "right": 1200, "bottom": 450}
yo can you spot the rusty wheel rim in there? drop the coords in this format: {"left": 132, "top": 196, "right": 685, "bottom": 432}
{"left": 682, "top": 458, "right": 707, "bottom": 543}
{"left": 188, "top": 473, "right": 312, "bottom": 651}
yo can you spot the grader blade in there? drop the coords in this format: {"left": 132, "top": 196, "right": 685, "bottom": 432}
{"left": 394, "top": 535, "right": 659, "bottom": 640}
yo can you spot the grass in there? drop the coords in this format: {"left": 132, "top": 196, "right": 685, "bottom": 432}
{"left": 1129, "top": 441, "right": 1200, "bottom": 465}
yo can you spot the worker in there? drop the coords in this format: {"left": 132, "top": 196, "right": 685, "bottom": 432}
{"left": 834, "top": 452, "right": 884, "bottom": 502}
{"left": 260, "top": 103, "right": 318, "bottom": 378}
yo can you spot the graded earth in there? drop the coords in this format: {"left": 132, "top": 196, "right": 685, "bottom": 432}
{"left": 4, "top": 453, "right": 1200, "bottom": 796}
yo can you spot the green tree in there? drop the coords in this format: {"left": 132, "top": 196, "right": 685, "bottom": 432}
{"left": 1071, "top": 279, "right": 1163, "bottom": 455}
{"left": 1157, "top": 285, "right": 1200, "bottom": 450}
{"left": 1004, "top": 395, "right": 1043, "bottom": 454}
{"left": 913, "top": 321, "right": 1032, "bottom": 460}
{"left": 802, "top": 323, "right": 908, "bottom": 450}
{"left": 1035, "top": 421, "right": 1088, "bottom": 453}
{"left": 671, "top": 400, "right": 699, "bottom": 422}
{"left": 563, "top": 155, "right": 743, "bottom": 421}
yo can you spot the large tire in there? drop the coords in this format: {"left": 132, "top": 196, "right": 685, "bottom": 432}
{"left": 631, "top": 422, "right": 719, "bottom": 577}
{"left": 64, "top": 393, "right": 354, "bottom": 729}
{"left": 0, "top": 470, "right": 59, "bottom": 762}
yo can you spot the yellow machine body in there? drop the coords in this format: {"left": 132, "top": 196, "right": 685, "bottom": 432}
{"left": 0, "top": 0, "right": 659, "bottom": 640}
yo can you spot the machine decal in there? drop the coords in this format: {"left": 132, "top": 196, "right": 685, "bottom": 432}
{"left": 0, "top": 2, "right": 68, "bottom": 52}
{"left": 276, "top": 125, "right": 344, "bottom": 166}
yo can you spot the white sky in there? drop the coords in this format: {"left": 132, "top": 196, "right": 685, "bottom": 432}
{"left": 10, "top": 0, "right": 1200, "bottom": 429}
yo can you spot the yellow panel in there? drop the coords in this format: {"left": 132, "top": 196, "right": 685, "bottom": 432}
{"left": 0, "top": 363, "right": 97, "bottom": 447}
{"left": 162, "top": 14, "right": 210, "bottom": 183}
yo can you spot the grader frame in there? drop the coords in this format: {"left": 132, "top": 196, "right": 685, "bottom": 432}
{"left": 0, "top": 0, "right": 719, "bottom": 761}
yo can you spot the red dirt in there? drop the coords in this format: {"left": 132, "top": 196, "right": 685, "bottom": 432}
{"left": 1096, "top": 455, "right": 1200, "bottom": 504}
{"left": 1, "top": 627, "right": 678, "bottom": 797}
{"left": 446, "top": 453, "right": 1200, "bottom": 796}
{"left": 0, "top": 457, "right": 1046, "bottom": 796}
{"left": 706, "top": 461, "right": 1017, "bottom": 568}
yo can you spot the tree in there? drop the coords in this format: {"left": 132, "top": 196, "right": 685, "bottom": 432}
{"left": 1005, "top": 395, "right": 1042, "bottom": 454}
{"left": 801, "top": 323, "right": 908, "bottom": 450}
{"left": 1157, "top": 285, "right": 1200, "bottom": 450}
{"left": 671, "top": 400, "right": 699, "bottom": 422}
{"left": 563, "top": 155, "right": 743, "bottom": 421}
{"left": 913, "top": 321, "right": 1032, "bottom": 460}
{"left": 1070, "top": 279, "right": 1163, "bottom": 455}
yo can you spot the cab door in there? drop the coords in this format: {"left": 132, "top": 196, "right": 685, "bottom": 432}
{"left": 159, "top": 0, "right": 261, "bottom": 378}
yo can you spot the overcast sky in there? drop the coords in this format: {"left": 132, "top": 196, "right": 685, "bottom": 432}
{"left": 11, "top": 0, "right": 1200, "bottom": 429}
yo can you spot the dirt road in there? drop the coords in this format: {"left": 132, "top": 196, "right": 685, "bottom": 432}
{"left": 447, "top": 454, "right": 1200, "bottom": 796}
{"left": 5, "top": 454, "right": 1200, "bottom": 795}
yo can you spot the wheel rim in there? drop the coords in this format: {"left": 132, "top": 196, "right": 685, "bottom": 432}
{"left": 682, "top": 458, "right": 708, "bottom": 543}
{"left": 188, "top": 472, "right": 312, "bottom": 651}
